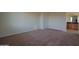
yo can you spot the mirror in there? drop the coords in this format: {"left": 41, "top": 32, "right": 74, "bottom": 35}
{"left": 70, "top": 16, "right": 78, "bottom": 23}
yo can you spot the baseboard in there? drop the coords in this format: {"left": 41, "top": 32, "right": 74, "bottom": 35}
{"left": 0, "top": 29, "right": 40, "bottom": 38}
{"left": 0, "top": 31, "right": 31, "bottom": 38}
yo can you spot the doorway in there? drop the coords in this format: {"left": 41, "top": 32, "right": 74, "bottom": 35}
{"left": 67, "top": 16, "right": 79, "bottom": 32}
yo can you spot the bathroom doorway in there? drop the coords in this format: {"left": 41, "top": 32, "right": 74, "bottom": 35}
{"left": 67, "top": 16, "right": 79, "bottom": 32}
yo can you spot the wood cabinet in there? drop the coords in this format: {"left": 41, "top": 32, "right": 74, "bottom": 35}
{"left": 67, "top": 22, "right": 78, "bottom": 31}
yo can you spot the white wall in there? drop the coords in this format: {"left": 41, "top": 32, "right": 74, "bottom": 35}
{"left": 0, "top": 12, "right": 67, "bottom": 37}
{"left": 43, "top": 13, "right": 48, "bottom": 28}
{"left": 0, "top": 12, "right": 40, "bottom": 37}
{"left": 47, "top": 12, "right": 66, "bottom": 31}
{"left": 39, "top": 13, "right": 44, "bottom": 29}
{"left": 39, "top": 12, "right": 48, "bottom": 29}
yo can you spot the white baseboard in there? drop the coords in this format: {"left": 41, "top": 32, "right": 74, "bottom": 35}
{"left": 0, "top": 28, "right": 41, "bottom": 38}
{"left": 0, "top": 30, "right": 33, "bottom": 38}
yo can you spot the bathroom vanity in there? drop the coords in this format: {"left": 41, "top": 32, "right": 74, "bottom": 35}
{"left": 67, "top": 16, "right": 79, "bottom": 31}
{"left": 67, "top": 22, "right": 78, "bottom": 31}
